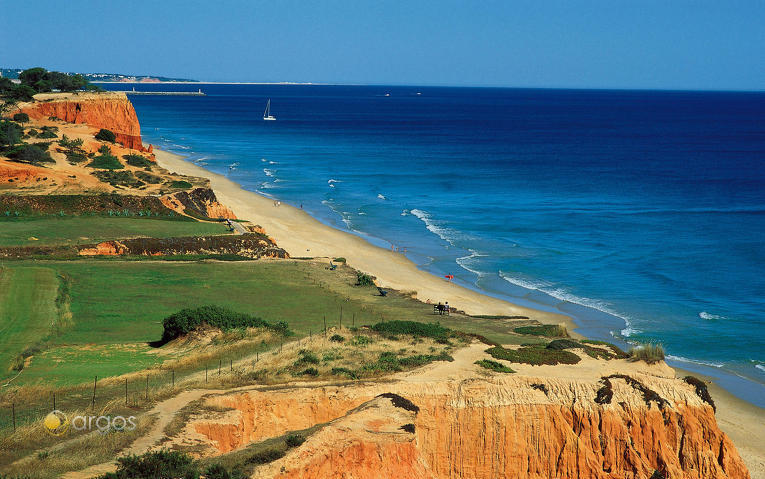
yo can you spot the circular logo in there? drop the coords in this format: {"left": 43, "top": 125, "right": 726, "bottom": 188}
{"left": 43, "top": 410, "right": 69, "bottom": 436}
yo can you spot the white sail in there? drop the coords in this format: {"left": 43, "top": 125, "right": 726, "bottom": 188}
{"left": 263, "top": 99, "right": 276, "bottom": 120}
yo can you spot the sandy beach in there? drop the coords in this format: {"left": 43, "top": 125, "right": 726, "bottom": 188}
{"left": 155, "top": 148, "right": 765, "bottom": 476}
{"left": 154, "top": 149, "right": 574, "bottom": 329}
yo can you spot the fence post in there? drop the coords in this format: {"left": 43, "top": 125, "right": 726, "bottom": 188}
{"left": 218, "top": 359, "right": 221, "bottom": 376}
{"left": 230, "top": 359, "right": 233, "bottom": 372}
{"left": 92, "top": 376, "right": 97, "bottom": 409}
{"left": 172, "top": 370, "right": 175, "bottom": 388}
{"left": 125, "top": 378, "right": 128, "bottom": 405}
{"left": 323, "top": 316, "right": 327, "bottom": 336}
{"left": 205, "top": 365, "right": 208, "bottom": 383}
{"left": 52, "top": 392, "right": 56, "bottom": 411}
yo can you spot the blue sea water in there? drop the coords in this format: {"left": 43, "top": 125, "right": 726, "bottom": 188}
{"left": 106, "top": 83, "right": 765, "bottom": 406}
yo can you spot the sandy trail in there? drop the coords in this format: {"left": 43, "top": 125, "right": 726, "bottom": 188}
{"left": 60, "top": 388, "right": 225, "bottom": 479}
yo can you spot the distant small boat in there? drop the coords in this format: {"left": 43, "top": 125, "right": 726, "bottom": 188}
{"left": 263, "top": 99, "right": 276, "bottom": 121}
{"left": 384, "top": 93, "right": 390, "bottom": 97}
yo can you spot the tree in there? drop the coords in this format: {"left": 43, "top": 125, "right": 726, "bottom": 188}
{"left": 2, "top": 85, "right": 35, "bottom": 102}
{"left": 0, "top": 120, "right": 23, "bottom": 148}
{"left": 12, "top": 113, "right": 29, "bottom": 125}
{"left": 18, "top": 67, "right": 47, "bottom": 87}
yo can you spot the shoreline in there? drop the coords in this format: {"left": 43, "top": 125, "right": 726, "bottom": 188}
{"left": 154, "top": 149, "right": 575, "bottom": 331}
{"left": 154, "top": 148, "right": 765, "bottom": 475}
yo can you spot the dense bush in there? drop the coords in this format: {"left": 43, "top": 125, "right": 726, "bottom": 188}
{"left": 355, "top": 271, "right": 375, "bottom": 286}
{"left": 59, "top": 134, "right": 84, "bottom": 149}
{"left": 168, "top": 180, "right": 193, "bottom": 189}
{"left": 204, "top": 464, "right": 244, "bottom": 479}
{"left": 98, "top": 450, "right": 199, "bottom": 479}
{"left": 7, "top": 144, "right": 54, "bottom": 165}
{"left": 160, "top": 305, "right": 290, "bottom": 343}
{"left": 372, "top": 320, "right": 451, "bottom": 341}
{"left": 95, "top": 128, "right": 116, "bottom": 142}
{"left": 135, "top": 171, "right": 163, "bottom": 184}
{"left": 124, "top": 154, "right": 153, "bottom": 168}
{"left": 329, "top": 334, "right": 345, "bottom": 342}
{"left": 36, "top": 126, "right": 58, "bottom": 139}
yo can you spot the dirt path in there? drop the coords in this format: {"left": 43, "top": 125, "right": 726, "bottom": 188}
{"left": 61, "top": 388, "right": 225, "bottom": 479}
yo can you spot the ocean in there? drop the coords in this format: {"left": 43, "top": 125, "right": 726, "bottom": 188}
{"left": 105, "top": 83, "right": 765, "bottom": 406}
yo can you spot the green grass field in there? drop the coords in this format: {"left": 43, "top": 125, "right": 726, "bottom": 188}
{"left": 0, "top": 267, "right": 59, "bottom": 374}
{"left": 0, "top": 217, "right": 229, "bottom": 247}
{"left": 1, "top": 260, "right": 528, "bottom": 386}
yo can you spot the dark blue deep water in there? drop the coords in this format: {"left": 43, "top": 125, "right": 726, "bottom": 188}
{"left": 106, "top": 83, "right": 765, "bottom": 406}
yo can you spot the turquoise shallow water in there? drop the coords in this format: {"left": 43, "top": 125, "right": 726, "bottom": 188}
{"left": 108, "top": 83, "right": 765, "bottom": 406}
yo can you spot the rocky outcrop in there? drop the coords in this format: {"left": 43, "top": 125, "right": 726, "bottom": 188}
{"left": 19, "top": 92, "right": 148, "bottom": 151}
{"left": 161, "top": 188, "right": 237, "bottom": 220}
{"left": 182, "top": 374, "right": 750, "bottom": 479}
{"left": 76, "top": 234, "right": 287, "bottom": 259}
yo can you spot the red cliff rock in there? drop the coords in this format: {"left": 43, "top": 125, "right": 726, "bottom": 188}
{"left": 19, "top": 92, "right": 147, "bottom": 151}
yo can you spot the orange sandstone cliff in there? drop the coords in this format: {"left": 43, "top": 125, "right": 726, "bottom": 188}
{"left": 168, "top": 366, "right": 750, "bottom": 479}
{"left": 18, "top": 92, "right": 148, "bottom": 151}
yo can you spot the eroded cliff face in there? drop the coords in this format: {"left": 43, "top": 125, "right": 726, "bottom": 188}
{"left": 19, "top": 92, "right": 147, "bottom": 151}
{"left": 178, "top": 373, "right": 750, "bottom": 479}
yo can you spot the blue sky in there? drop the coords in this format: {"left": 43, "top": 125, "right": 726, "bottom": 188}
{"left": 2, "top": 0, "right": 764, "bottom": 90}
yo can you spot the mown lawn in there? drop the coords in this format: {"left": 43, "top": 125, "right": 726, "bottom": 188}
{"left": 0, "top": 217, "right": 229, "bottom": 247}
{"left": 6, "top": 259, "right": 528, "bottom": 385}
{"left": 0, "top": 267, "right": 59, "bottom": 374}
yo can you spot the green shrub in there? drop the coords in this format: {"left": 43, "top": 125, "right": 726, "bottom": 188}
{"left": 135, "top": 171, "right": 163, "bottom": 184}
{"left": 7, "top": 144, "right": 54, "bottom": 165}
{"left": 372, "top": 320, "right": 450, "bottom": 341}
{"left": 93, "top": 170, "right": 145, "bottom": 188}
{"left": 0, "top": 120, "right": 23, "bottom": 148}
{"left": 95, "top": 128, "right": 116, "bottom": 142}
{"left": 98, "top": 450, "right": 199, "bottom": 479}
{"left": 352, "top": 335, "right": 373, "bottom": 346}
{"left": 12, "top": 113, "right": 29, "bottom": 124}
{"left": 124, "top": 154, "right": 153, "bottom": 168}
{"left": 331, "top": 367, "right": 359, "bottom": 379}
{"left": 485, "top": 345, "right": 581, "bottom": 366}
{"left": 333, "top": 257, "right": 346, "bottom": 263}
{"left": 204, "top": 464, "right": 244, "bottom": 479}
{"left": 294, "top": 349, "right": 320, "bottom": 365}
{"left": 285, "top": 433, "right": 306, "bottom": 448}
{"left": 65, "top": 150, "right": 88, "bottom": 164}
{"left": 628, "top": 343, "right": 665, "bottom": 364}
{"left": 299, "top": 367, "right": 319, "bottom": 376}
{"left": 160, "top": 305, "right": 290, "bottom": 343}
{"left": 87, "top": 146, "right": 123, "bottom": 169}
{"left": 356, "top": 271, "right": 376, "bottom": 286}
{"left": 513, "top": 324, "right": 568, "bottom": 337}
{"left": 475, "top": 359, "right": 515, "bottom": 373}
{"left": 169, "top": 180, "right": 193, "bottom": 189}
{"left": 37, "top": 126, "right": 58, "bottom": 139}
{"left": 246, "top": 448, "right": 285, "bottom": 465}
{"left": 59, "top": 134, "right": 84, "bottom": 149}
{"left": 329, "top": 334, "right": 345, "bottom": 342}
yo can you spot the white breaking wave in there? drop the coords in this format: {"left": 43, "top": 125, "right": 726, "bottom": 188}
{"left": 263, "top": 168, "right": 275, "bottom": 177}
{"left": 377, "top": 194, "right": 387, "bottom": 200}
{"left": 409, "top": 209, "right": 457, "bottom": 245}
{"left": 261, "top": 158, "right": 268, "bottom": 162}
{"left": 498, "top": 271, "right": 640, "bottom": 337}
{"left": 699, "top": 311, "right": 726, "bottom": 320}
{"left": 666, "top": 355, "right": 724, "bottom": 368}
{"left": 756, "top": 364, "right": 765, "bottom": 373}
{"left": 328, "top": 179, "right": 342, "bottom": 184}
{"left": 456, "top": 250, "right": 488, "bottom": 277}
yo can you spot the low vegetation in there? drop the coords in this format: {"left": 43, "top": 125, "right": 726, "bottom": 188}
{"left": 356, "top": 271, "right": 375, "bottom": 286}
{"left": 485, "top": 344, "right": 581, "bottom": 366}
{"left": 513, "top": 324, "right": 568, "bottom": 337}
{"left": 371, "top": 320, "right": 450, "bottom": 342}
{"left": 628, "top": 342, "right": 665, "bottom": 364}
{"left": 160, "top": 305, "right": 291, "bottom": 343}
{"left": 168, "top": 180, "right": 192, "bottom": 189}
{"left": 475, "top": 359, "right": 515, "bottom": 373}
{"left": 684, "top": 375, "right": 716, "bottom": 411}
{"left": 124, "top": 154, "right": 153, "bottom": 168}
{"left": 87, "top": 145, "right": 124, "bottom": 170}
{"left": 93, "top": 170, "right": 145, "bottom": 188}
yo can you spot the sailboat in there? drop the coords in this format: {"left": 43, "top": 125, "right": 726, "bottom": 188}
{"left": 263, "top": 99, "right": 276, "bottom": 121}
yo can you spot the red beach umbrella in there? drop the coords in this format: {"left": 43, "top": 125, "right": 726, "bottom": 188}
{"left": 445, "top": 274, "right": 454, "bottom": 281}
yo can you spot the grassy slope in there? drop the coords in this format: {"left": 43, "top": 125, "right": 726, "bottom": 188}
{"left": 0, "top": 267, "right": 59, "bottom": 373}
{"left": 8, "top": 260, "right": 528, "bottom": 386}
{"left": 0, "top": 217, "right": 228, "bottom": 247}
